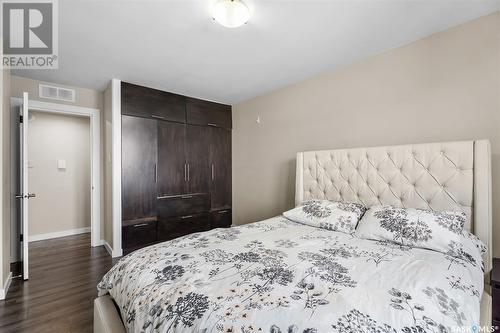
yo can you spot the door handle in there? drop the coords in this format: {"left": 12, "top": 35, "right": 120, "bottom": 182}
{"left": 211, "top": 163, "right": 214, "bottom": 181}
{"left": 187, "top": 163, "right": 190, "bottom": 182}
{"left": 180, "top": 215, "right": 193, "bottom": 219}
{"left": 154, "top": 163, "right": 157, "bottom": 183}
{"left": 184, "top": 163, "right": 187, "bottom": 182}
{"left": 25, "top": 193, "right": 36, "bottom": 199}
{"left": 207, "top": 123, "right": 218, "bottom": 127}
{"left": 15, "top": 194, "right": 23, "bottom": 199}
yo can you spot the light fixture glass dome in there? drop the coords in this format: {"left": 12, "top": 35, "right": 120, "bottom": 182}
{"left": 212, "top": 0, "right": 250, "bottom": 28}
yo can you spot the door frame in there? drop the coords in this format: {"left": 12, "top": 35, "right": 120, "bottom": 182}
{"left": 11, "top": 97, "right": 102, "bottom": 247}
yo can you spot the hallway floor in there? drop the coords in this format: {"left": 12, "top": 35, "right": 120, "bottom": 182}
{"left": 0, "top": 233, "right": 114, "bottom": 332}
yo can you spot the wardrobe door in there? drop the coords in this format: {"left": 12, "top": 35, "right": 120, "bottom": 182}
{"left": 157, "top": 121, "right": 186, "bottom": 197}
{"left": 158, "top": 213, "right": 211, "bottom": 241}
{"left": 121, "top": 115, "right": 157, "bottom": 220}
{"left": 121, "top": 82, "right": 186, "bottom": 123}
{"left": 186, "top": 98, "right": 232, "bottom": 130}
{"left": 208, "top": 127, "right": 232, "bottom": 210}
{"left": 211, "top": 209, "right": 231, "bottom": 228}
{"left": 185, "top": 125, "right": 209, "bottom": 194}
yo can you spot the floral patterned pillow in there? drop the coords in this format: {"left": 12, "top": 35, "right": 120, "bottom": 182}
{"left": 464, "top": 231, "right": 487, "bottom": 255}
{"left": 283, "top": 200, "right": 366, "bottom": 234}
{"left": 355, "top": 206, "right": 485, "bottom": 268}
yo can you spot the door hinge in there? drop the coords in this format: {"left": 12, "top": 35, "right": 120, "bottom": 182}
{"left": 19, "top": 115, "right": 23, "bottom": 123}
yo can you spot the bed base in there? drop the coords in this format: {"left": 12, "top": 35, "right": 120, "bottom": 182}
{"left": 94, "top": 295, "right": 126, "bottom": 333}
{"left": 94, "top": 292, "right": 491, "bottom": 333}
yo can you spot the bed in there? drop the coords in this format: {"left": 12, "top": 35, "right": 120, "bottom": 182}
{"left": 94, "top": 140, "right": 492, "bottom": 333}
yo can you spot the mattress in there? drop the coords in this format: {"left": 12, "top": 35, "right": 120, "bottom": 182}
{"left": 97, "top": 216, "right": 485, "bottom": 332}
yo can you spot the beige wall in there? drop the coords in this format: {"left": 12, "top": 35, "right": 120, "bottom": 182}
{"left": 233, "top": 12, "right": 500, "bottom": 255}
{"left": 1, "top": 61, "right": 12, "bottom": 290}
{"left": 27, "top": 112, "right": 90, "bottom": 236}
{"left": 10, "top": 75, "right": 103, "bottom": 110}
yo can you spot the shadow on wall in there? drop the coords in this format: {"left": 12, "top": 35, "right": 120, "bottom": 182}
{"left": 285, "top": 158, "right": 296, "bottom": 207}
{"left": 491, "top": 154, "right": 500, "bottom": 253}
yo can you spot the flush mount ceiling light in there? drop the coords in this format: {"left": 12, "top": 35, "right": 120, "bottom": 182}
{"left": 212, "top": 0, "right": 250, "bottom": 28}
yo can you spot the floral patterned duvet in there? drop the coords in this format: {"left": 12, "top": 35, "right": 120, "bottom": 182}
{"left": 97, "top": 216, "right": 484, "bottom": 333}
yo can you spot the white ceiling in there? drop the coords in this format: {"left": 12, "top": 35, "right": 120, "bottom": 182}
{"left": 13, "top": 0, "right": 499, "bottom": 104}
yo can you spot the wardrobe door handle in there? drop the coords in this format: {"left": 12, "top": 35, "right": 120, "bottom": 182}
{"left": 133, "top": 223, "right": 149, "bottom": 227}
{"left": 184, "top": 163, "right": 187, "bottom": 182}
{"left": 180, "top": 215, "right": 193, "bottom": 219}
{"left": 207, "top": 123, "right": 217, "bottom": 127}
{"left": 187, "top": 163, "right": 190, "bottom": 182}
{"left": 211, "top": 163, "right": 214, "bottom": 181}
{"left": 151, "top": 115, "right": 166, "bottom": 120}
{"left": 154, "top": 163, "right": 157, "bottom": 183}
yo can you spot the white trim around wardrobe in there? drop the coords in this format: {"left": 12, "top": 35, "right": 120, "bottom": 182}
{"left": 28, "top": 227, "right": 91, "bottom": 242}
{"left": 111, "top": 79, "right": 123, "bottom": 258}
{"left": 10, "top": 97, "right": 102, "bottom": 248}
{"left": 103, "top": 240, "right": 121, "bottom": 257}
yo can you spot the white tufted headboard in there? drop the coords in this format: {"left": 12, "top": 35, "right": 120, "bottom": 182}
{"left": 295, "top": 140, "right": 492, "bottom": 274}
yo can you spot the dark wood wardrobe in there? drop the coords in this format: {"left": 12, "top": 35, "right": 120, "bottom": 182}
{"left": 121, "top": 82, "right": 232, "bottom": 253}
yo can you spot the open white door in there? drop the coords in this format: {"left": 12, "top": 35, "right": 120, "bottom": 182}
{"left": 20, "top": 92, "right": 35, "bottom": 280}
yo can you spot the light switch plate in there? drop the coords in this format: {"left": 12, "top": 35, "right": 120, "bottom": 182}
{"left": 57, "top": 159, "right": 66, "bottom": 170}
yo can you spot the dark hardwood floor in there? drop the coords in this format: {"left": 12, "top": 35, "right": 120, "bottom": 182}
{"left": 0, "top": 233, "right": 114, "bottom": 332}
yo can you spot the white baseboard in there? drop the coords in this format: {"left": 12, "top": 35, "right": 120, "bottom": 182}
{"left": 0, "top": 272, "right": 12, "bottom": 300}
{"left": 28, "top": 227, "right": 91, "bottom": 242}
{"left": 113, "top": 247, "right": 123, "bottom": 258}
{"left": 103, "top": 240, "right": 122, "bottom": 258}
{"left": 103, "top": 241, "right": 113, "bottom": 256}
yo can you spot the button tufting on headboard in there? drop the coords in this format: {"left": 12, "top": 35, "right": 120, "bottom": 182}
{"left": 295, "top": 140, "right": 492, "bottom": 276}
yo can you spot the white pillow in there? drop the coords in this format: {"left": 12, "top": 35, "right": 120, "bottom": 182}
{"left": 283, "top": 200, "right": 366, "bottom": 234}
{"left": 355, "top": 206, "right": 484, "bottom": 269}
